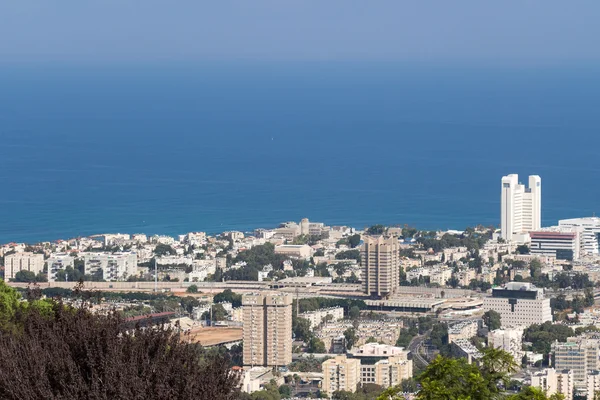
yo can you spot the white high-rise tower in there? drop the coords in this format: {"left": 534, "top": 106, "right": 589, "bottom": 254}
{"left": 501, "top": 174, "right": 541, "bottom": 241}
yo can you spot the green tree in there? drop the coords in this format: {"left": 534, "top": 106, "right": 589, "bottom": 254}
{"left": 367, "top": 225, "right": 387, "bottom": 235}
{"left": 154, "top": 244, "right": 176, "bottom": 256}
{"left": 347, "top": 234, "right": 361, "bottom": 248}
{"left": 307, "top": 337, "right": 327, "bottom": 353}
{"left": 507, "top": 386, "right": 564, "bottom": 400}
{"left": 483, "top": 310, "right": 502, "bottom": 331}
{"left": 293, "top": 317, "right": 312, "bottom": 342}
{"left": 344, "top": 328, "right": 358, "bottom": 350}
{"left": 13, "top": 270, "right": 36, "bottom": 282}
{"left": 349, "top": 306, "right": 361, "bottom": 320}
{"left": 417, "top": 355, "right": 490, "bottom": 400}
{"left": 186, "top": 284, "right": 198, "bottom": 293}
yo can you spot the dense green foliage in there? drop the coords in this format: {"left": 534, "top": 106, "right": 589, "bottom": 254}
{"left": 416, "top": 232, "right": 490, "bottom": 252}
{"left": 335, "top": 249, "right": 360, "bottom": 261}
{"left": 223, "top": 243, "right": 290, "bottom": 280}
{"left": 483, "top": 310, "right": 502, "bottom": 330}
{"left": 523, "top": 321, "right": 574, "bottom": 355}
{"left": 213, "top": 289, "right": 243, "bottom": 307}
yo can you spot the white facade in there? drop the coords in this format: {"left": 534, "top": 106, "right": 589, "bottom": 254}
{"left": 488, "top": 328, "right": 524, "bottom": 361}
{"left": 559, "top": 217, "right": 600, "bottom": 256}
{"left": 47, "top": 253, "right": 75, "bottom": 282}
{"left": 501, "top": 174, "right": 541, "bottom": 241}
{"left": 553, "top": 334, "right": 600, "bottom": 387}
{"left": 482, "top": 282, "right": 551, "bottom": 328}
{"left": 530, "top": 368, "right": 574, "bottom": 400}
{"left": 83, "top": 252, "right": 137, "bottom": 281}
{"left": 530, "top": 229, "right": 581, "bottom": 261}
{"left": 4, "top": 252, "right": 45, "bottom": 280}
{"left": 448, "top": 320, "right": 479, "bottom": 343}
{"left": 300, "top": 307, "right": 345, "bottom": 329}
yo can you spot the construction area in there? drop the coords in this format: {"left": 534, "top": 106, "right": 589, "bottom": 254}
{"left": 185, "top": 326, "right": 243, "bottom": 347}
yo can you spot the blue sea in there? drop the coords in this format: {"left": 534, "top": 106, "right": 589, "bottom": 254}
{"left": 1, "top": 63, "right": 599, "bottom": 244}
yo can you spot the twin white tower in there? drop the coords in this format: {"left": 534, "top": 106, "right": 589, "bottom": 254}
{"left": 501, "top": 174, "right": 541, "bottom": 241}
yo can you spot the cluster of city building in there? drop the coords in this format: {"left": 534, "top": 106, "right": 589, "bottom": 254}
{"left": 5, "top": 173, "right": 600, "bottom": 398}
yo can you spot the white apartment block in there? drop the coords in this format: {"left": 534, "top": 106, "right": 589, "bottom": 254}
{"left": 299, "top": 307, "right": 344, "bottom": 329}
{"left": 448, "top": 320, "right": 479, "bottom": 343}
{"left": 501, "top": 174, "right": 541, "bottom": 242}
{"left": 482, "top": 282, "right": 551, "bottom": 328}
{"left": 82, "top": 252, "right": 137, "bottom": 281}
{"left": 47, "top": 253, "right": 75, "bottom": 282}
{"left": 553, "top": 334, "right": 600, "bottom": 387}
{"left": 4, "top": 252, "right": 45, "bottom": 280}
{"left": 360, "top": 357, "right": 412, "bottom": 388}
{"left": 322, "top": 355, "right": 361, "bottom": 396}
{"left": 559, "top": 217, "right": 600, "bottom": 256}
{"left": 361, "top": 236, "right": 400, "bottom": 298}
{"left": 488, "top": 328, "right": 524, "bottom": 361}
{"left": 530, "top": 368, "right": 574, "bottom": 400}
{"left": 587, "top": 370, "right": 600, "bottom": 399}
{"left": 242, "top": 293, "right": 292, "bottom": 368}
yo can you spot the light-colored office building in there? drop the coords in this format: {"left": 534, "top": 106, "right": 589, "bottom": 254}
{"left": 482, "top": 282, "right": 551, "bottom": 328}
{"left": 530, "top": 368, "right": 574, "bottom": 400}
{"left": 361, "top": 236, "right": 400, "bottom": 298}
{"left": 299, "top": 307, "right": 344, "bottom": 329}
{"left": 530, "top": 230, "right": 580, "bottom": 261}
{"left": 500, "top": 174, "right": 541, "bottom": 241}
{"left": 553, "top": 334, "right": 600, "bottom": 388}
{"left": 4, "top": 252, "right": 45, "bottom": 280}
{"left": 242, "top": 293, "right": 292, "bottom": 368}
{"left": 82, "top": 252, "right": 137, "bottom": 281}
{"left": 488, "top": 328, "right": 524, "bottom": 361}
{"left": 559, "top": 217, "right": 600, "bottom": 256}
{"left": 322, "top": 355, "right": 361, "bottom": 396}
{"left": 47, "top": 253, "right": 75, "bottom": 282}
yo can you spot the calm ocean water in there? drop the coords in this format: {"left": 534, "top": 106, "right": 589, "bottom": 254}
{"left": 1, "top": 64, "right": 599, "bottom": 243}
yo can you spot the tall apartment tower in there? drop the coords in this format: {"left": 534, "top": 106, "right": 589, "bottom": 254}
{"left": 361, "top": 236, "right": 400, "bottom": 298}
{"left": 242, "top": 292, "right": 292, "bottom": 368}
{"left": 501, "top": 174, "right": 541, "bottom": 241}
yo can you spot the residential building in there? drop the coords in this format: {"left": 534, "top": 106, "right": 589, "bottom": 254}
{"left": 82, "top": 252, "right": 137, "bottom": 281}
{"left": 4, "top": 252, "right": 45, "bottom": 280}
{"left": 587, "top": 370, "right": 600, "bottom": 399}
{"left": 299, "top": 307, "right": 344, "bottom": 329}
{"left": 500, "top": 174, "right": 541, "bottom": 241}
{"left": 47, "top": 253, "right": 75, "bottom": 282}
{"left": 530, "top": 230, "right": 580, "bottom": 261}
{"left": 488, "top": 328, "right": 524, "bottom": 361}
{"left": 559, "top": 217, "right": 600, "bottom": 256}
{"left": 482, "top": 282, "right": 552, "bottom": 328}
{"left": 451, "top": 339, "right": 482, "bottom": 364}
{"left": 361, "top": 236, "right": 400, "bottom": 298}
{"left": 322, "top": 355, "right": 361, "bottom": 396}
{"left": 448, "top": 320, "right": 479, "bottom": 343}
{"left": 370, "top": 357, "right": 413, "bottom": 388}
{"left": 530, "top": 368, "right": 574, "bottom": 400}
{"left": 274, "top": 244, "right": 313, "bottom": 259}
{"left": 553, "top": 334, "right": 600, "bottom": 387}
{"left": 242, "top": 293, "right": 292, "bottom": 368}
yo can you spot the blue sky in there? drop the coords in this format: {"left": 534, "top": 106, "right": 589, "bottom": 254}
{"left": 1, "top": 1, "right": 599, "bottom": 65}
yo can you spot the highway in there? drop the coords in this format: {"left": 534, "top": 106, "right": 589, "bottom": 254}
{"left": 408, "top": 331, "right": 430, "bottom": 367}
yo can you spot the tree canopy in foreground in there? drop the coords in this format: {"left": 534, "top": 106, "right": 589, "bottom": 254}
{"left": 0, "top": 280, "right": 240, "bottom": 400}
